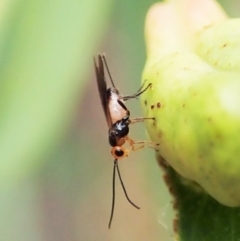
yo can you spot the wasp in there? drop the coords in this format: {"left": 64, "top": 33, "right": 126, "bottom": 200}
{"left": 94, "top": 54, "right": 158, "bottom": 229}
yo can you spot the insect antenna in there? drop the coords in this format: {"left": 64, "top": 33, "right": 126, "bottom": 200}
{"left": 108, "top": 159, "right": 140, "bottom": 229}
{"left": 116, "top": 160, "right": 140, "bottom": 210}
{"left": 108, "top": 160, "right": 117, "bottom": 229}
{"left": 101, "top": 54, "right": 116, "bottom": 88}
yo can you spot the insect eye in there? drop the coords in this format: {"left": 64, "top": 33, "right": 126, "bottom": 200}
{"left": 111, "top": 146, "right": 128, "bottom": 160}
{"left": 115, "top": 148, "right": 124, "bottom": 157}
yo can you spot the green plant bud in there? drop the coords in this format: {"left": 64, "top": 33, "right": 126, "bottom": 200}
{"left": 141, "top": 19, "right": 240, "bottom": 207}
{"left": 196, "top": 19, "right": 240, "bottom": 71}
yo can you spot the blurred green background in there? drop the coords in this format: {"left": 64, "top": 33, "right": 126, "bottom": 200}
{"left": 0, "top": 0, "right": 238, "bottom": 240}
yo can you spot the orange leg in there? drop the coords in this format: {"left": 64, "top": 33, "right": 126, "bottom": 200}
{"left": 125, "top": 137, "right": 159, "bottom": 151}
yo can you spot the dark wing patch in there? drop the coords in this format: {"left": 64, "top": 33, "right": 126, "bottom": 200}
{"left": 94, "top": 54, "right": 112, "bottom": 128}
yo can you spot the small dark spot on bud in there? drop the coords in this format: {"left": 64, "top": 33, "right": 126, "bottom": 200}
{"left": 209, "top": 141, "right": 214, "bottom": 146}
{"left": 173, "top": 219, "right": 179, "bottom": 233}
{"left": 158, "top": 130, "right": 163, "bottom": 138}
{"left": 157, "top": 102, "right": 161, "bottom": 108}
{"left": 168, "top": 186, "right": 174, "bottom": 195}
{"left": 151, "top": 104, "right": 155, "bottom": 109}
{"left": 207, "top": 117, "right": 212, "bottom": 122}
{"left": 216, "top": 132, "right": 222, "bottom": 139}
{"left": 182, "top": 104, "right": 185, "bottom": 108}
{"left": 173, "top": 202, "right": 179, "bottom": 210}
{"left": 222, "top": 43, "right": 227, "bottom": 48}
{"left": 144, "top": 100, "right": 147, "bottom": 106}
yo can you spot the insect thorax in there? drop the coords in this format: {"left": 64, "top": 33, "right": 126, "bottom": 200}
{"left": 108, "top": 116, "right": 130, "bottom": 147}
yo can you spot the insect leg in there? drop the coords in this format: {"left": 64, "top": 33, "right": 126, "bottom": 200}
{"left": 134, "top": 79, "right": 148, "bottom": 94}
{"left": 125, "top": 137, "right": 159, "bottom": 151}
{"left": 121, "top": 82, "right": 152, "bottom": 101}
{"left": 117, "top": 98, "right": 130, "bottom": 114}
{"left": 130, "top": 117, "right": 155, "bottom": 124}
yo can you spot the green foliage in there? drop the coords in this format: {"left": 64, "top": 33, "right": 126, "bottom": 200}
{"left": 0, "top": 0, "right": 112, "bottom": 185}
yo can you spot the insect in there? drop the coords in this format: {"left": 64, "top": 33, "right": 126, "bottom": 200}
{"left": 94, "top": 54, "right": 158, "bottom": 229}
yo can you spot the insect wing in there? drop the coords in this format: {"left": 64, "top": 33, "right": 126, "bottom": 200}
{"left": 94, "top": 54, "right": 112, "bottom": 128}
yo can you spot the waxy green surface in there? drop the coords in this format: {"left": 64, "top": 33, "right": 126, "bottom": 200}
{"left": 141, "top": 19, "right": 240, "bottom": 207}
